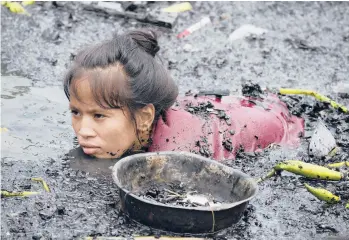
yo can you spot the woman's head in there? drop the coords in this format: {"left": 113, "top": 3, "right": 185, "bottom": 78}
{"left": 64, "top": 29, "right": 178, "bottom": 158}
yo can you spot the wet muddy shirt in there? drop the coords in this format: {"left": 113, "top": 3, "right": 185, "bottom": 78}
{"left": 148, "top": 94, "right": 304, "bottom": 161}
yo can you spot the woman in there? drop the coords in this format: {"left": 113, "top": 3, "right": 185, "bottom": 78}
{"left": 63, "top": 29, "right": 304, "bottom": 161}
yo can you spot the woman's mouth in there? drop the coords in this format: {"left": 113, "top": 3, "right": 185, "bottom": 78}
{"left": 80, "top": 144, "right": 100, "bottom": 155}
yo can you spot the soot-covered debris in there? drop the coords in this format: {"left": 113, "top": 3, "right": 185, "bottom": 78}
{"left": 185, "top": 101, "right": 214, "bottom": 118}
{"left": 137, "top": 181, "right": 223, "bottom": 207}
{"left": 241, "top": 82, "right": 265, "bottom": 98}
{"left": 222, "top": 138, "right": 234, "bottom": 152}
{"left": 184, "top": 101, "right": 232, "bottom": 126}
{"left": 195, "top": 136, "right": 213, "bottom": 158}
{"left": 285, "top": 37, "right": 320, "bottom": 51}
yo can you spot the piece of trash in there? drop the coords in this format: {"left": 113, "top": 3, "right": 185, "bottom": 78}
{"left": 177, "top": 16, "right": 211, "bottom": 39}
{"left": 346, "top": 200, "right": 349, "bottom": 209}
{"left": 304, "top": 183, "right": 340, "bottom": 204}
{"left": 279, "top": 88, "right": 348, "bottom": 113}
{"left": 135, "top": 237, "right": 206, "bottom": 240}
{"left": 120, "top": 2, "right": 138, "bottom": 11}
{"left": 184, "top": 193, "right": 212, "bottom": 206}
{"left": 146, "top": 9, "right": 178, "bottom": 29}
{"left": 327, "top": 161, "right": 349, "bottom": 168}
{"left": 22, "top": 1, "right": 35, "bottom": 6}
{"left": 94, "top": 1, "right": 124, "bottom": 15}
{"left": 228, "top": 24, "right": 268, "bottom": 42}
{"left": 256, "top": 169, "right": 276, "bottom": 183}
{"left": 1, "top": 191, "right": 40, "bottom": 198}
{"left": 85, "top": 237, "right": 206, "bottom": 240}
{"left": 31, "top": 177, "right": 51, "bottom": 192}
{"left": 325, "top": 146, "right": 340, "bottom": 161}
{"left": 309, "top": 119, "right": 337, "bottom": 159}
{"left": 87, "top": 237, "right": 125, "bottom": 240}
{"left": 80, "top": 2, "right": 178, "bottom": 29}
{"left": 162, "top": 2, "right": 192, "bottom": 13}
{"left": 3, "top": 1, "right": 30, "bottom": 15}
{"left": 0, "top": 127, "right": 8, "bottom": 133}
{"left": 285, "top": 37, "right": 318, "bottom": 51}
{"left": 219, "top": 13, "right": 231, "bottom": 21}
{"left": 274, "top": 160, "right": 343, "bottom": 181}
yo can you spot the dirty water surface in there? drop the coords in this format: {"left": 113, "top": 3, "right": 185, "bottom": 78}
{"left": 1, "top": 1, "right": 349, "bottom": 240}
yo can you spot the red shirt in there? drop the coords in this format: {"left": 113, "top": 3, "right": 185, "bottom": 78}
{"left": 148, "top": 94, "right": 304, "bottom": 161}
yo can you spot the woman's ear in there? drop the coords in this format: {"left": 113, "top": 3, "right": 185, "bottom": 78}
{"left": 136, "top": 104, "right": 155, "bottom": 132}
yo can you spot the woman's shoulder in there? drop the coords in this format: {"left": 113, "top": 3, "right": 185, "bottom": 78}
{"left": 148, "top": 94, "right": 304, "bottom": 161}
{"left": 149, "top": 106, "right": 206, "bottom": 151}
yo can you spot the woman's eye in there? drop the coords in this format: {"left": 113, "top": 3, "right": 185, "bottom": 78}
{"left": 71, "top": 110, "right": 79, "bottom": 116}
{"left": 94, "top": 114, "right": 105, "bottom": 119}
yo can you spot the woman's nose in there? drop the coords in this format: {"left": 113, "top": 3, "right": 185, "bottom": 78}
{"left": 78, "top": 117, "right": 97, "bottom": 138}
{"left": 78, "top": 127, "right": 97, "bottom": 138}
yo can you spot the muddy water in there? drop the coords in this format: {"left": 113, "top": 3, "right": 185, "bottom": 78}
{"left": 1, "top": 1, "right": 349, "bottom": 240}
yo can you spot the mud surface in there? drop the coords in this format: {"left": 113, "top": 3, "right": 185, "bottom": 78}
{"left": 1, "top": 1, "right": 349, "bottom": 240}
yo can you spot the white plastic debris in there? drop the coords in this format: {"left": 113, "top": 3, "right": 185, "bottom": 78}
{"left": 309, "top": 119, "right": 337, "bottom": 159}
{"left": 229, "top": 24, "right": 268, "bottom": 42}
{"left": 184, "top": 194, "right": 210, "bottom": 206}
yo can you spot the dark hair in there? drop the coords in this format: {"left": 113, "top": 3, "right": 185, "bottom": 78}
{"left": 63, "top": 29, "right": 178, "bottom": 130}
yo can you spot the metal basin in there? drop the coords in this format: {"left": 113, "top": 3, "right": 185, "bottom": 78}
{"left": 112, "top": 151, "right": 258, "bottom": 233}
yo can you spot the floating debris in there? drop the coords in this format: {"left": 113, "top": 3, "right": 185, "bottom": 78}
{"left": 146, "top": 9, "right": 178, "bottom": 29}
{"left": 256, "top": 169, "right": 276, "bottom": 183}
{"left": 93, "top": 1, "right": 124, "bottom": 15}
{"left": 326, "top": 146, "right": 339, "bottom": 159}
{"left": 162, "top": 2, "right": 192, "bottom": 13}
{"left": 177, "top": 16, "right": 211, "bottom": 39}
{"left": 2, "top": 1, "right": 30, "bottom": 15}
{"left": 31, "top": 177, "right": 51, "bottom": 192}
{"left": 0, "top": 127, "right": 9, "bottom": 133}
{"left": 304, "top": 183, "right": 340, "bottom": 204}
{"left": 327, "top": 161, "right": 349, "bottom": 169}
{"left": 21, "top": 1, "right": 35, "bottom": 6}
{"left": 85, "top": 237, "right": 207, "bottom": 240}
{"left": 279, "top": 88, "right": 348, "bottom": 113}
{"left": 309, "top": 119, "right": 337, "bottom": 158}
{"left": 1, "top": 190, "right": 40, "bottom": 198}
{"left": 80, "top": 1, "right": 178, "bottom": 29}
{"left": 274, "top": 160, "right": 343, "bottom": 181}
{"left": 222, "top": 138, "right": 234, "bottom": 152}
{"left": 184, "top": 193, "right": 211, "bottom": 206}
{"left": 285, "top": 37, "right": 319, "bottom": 51}
{"left": 138, "top": 182, "right": 223, "bottom": 208}
{"left": 229, "top": 24, "right": 268, "bottom": 42}
{"left": 242, "top": 82, "right": 265, "bottom": 98}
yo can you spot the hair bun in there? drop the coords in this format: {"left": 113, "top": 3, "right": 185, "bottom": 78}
{"left": 127, "top": 29, "right": 160, "bottom": 57}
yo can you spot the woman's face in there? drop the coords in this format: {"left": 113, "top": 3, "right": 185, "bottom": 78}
{"left": 69, "top": 79, "right": 140, "bottom": 159}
